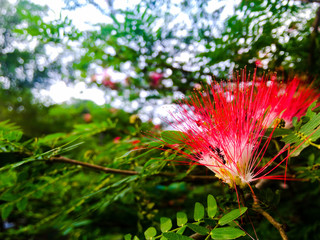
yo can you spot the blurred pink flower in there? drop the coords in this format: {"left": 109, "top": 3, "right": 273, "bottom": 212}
{"left": 255, "top": 59, "right": 263, "bottom": 68}
{"left": 113, "top": 136, "right": 121, "bottom": 144}
{"left": 149, "top": 72, "right": 163, "bottom": 87}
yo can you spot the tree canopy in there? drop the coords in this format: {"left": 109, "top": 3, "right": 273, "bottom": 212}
{"left": 0, "top": 0, "right": 320, "bottom": 239}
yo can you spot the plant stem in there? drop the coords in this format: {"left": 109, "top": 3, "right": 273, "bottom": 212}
{"left": 251, "top": 191, "right": 288, "bottom": 240}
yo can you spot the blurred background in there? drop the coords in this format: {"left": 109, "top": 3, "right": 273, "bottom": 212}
{"left": 1, "top": 0, "right": 320, "bottom": 133}
{"left": 1, "top": 0, "right": 320, "bottom": 239}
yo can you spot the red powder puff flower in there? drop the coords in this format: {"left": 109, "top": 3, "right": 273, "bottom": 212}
{"left": 268, "top": 78, "right": 319, "bottom": 128}
{"left": 163, "top": 72, "right": 305, "bottom": 188}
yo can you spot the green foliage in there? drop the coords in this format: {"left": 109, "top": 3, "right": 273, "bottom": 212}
{"left": 0, "top": 0, "right": 320, "bottom": 239}
{"left": 127, "top": 194, "right": 245, "bottom": 240}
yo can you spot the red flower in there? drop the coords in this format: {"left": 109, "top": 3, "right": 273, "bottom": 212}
{"left": 164, "top": 72, "right": 302, "bottom": 188}
{"left": 268, "top": 78, "right": 320, "bottom": 128}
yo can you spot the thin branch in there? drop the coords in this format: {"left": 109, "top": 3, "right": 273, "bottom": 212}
{"left": 189, "top": 233, "right": 207, "bottom": 240}
{"left": 252, "top": 194, "right": 288, "bottom": 240}
{"left": 309, "top": 6, "right": 320, "bottom": 73}
{"left": 50, "top": 156, "right": 217, "bottom": 181}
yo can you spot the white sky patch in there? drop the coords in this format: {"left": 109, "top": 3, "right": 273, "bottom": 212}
{"left": 27, "top": 0, "right": 237, "bottom": 107}
{"left": 36, "top": 81, "right": 105, "bottom": 105}
{"left": 32, "top": 0, "right": 110, "bottom": 30}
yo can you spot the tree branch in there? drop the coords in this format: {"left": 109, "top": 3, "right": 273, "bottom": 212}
{"left": 50, "top": 156, "right": 217, "bottom": 181}
{"left": 309, "top": 6, "right": 320, "bottom": 73}
{"left": 252, "top": 194, "right": 288, "bottom": 240}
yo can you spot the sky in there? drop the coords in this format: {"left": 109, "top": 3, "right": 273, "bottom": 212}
{"left": 31, "top": 0, "right": 111, "bottom": 105}
{"left": 29, "top": 0, "right": 236, "bottom": 107}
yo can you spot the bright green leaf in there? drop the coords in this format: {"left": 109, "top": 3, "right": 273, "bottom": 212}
{"left": 194, "top": 202, "right": 205, "bottom": 221}
{"left": 160, "top": 217, "right": 172, "bottom": 232}
{"left": 218, "top": 207, "right": 247, "bottom": 226}
{"left": 176, "top": 225, "right": 187, "bottom": 235}
{"left": 177, "top": 212, "right": 188, "bottom": 226}
{"left": 144, "top": 227, "right": 157, "bottom": 239}
{"left": 124, "top": 234, "right": 132, "bottom": 240}
{"left": 207, "top": 194, "right": 217, "bottom": 218}
{"left": 210, "top": 227, "right": 246, "bottom": 239}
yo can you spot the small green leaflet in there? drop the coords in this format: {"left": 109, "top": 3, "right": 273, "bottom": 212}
{"left": 160, "top": 217, "right": 172, "bottom": 232}
{"left": 207, "top": 194, "right": 217, "bottom": 218}
{"left": 177, "top": 212, "right": 188, "bottom": 226}
{"left": 194, "top": 202, "right": 205, "bottom": 221}
{"left": 211, "top": 227, "right": 246, "bottom": 239}
{"left": 144, "top": 227, "right": 157, "bottom": 239}
{"left": 218, "top": 207, "right": 247, "bottom": 226}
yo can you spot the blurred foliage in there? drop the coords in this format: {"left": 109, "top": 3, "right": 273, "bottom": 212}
{"left": 0, "top": 0, "right": 320, "bottom": 239}
{"left": 0, "top": 102, "right": 320, "bottom": 239}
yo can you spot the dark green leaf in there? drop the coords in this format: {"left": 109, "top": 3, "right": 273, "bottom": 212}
{"left": 1, "top": 204, "right": 14, "bottom": 219}
{"left": 186, "top": 223, "right": 209, "bottom": 235}
{"left": 163, "top": 232, "right": 193, "bottom": 240}
{"left": 16, "top": 197, "right": 28, "bottom": 211}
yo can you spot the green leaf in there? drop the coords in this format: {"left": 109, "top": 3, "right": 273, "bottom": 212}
{"left": 210, "top": 227, "right": 246, "bottom": 239}
{"left": 176, "top": 225, "right": 187, "bottom": 235}
{"left": 162, "top": 232, "right": 193, "bottom": 240}
{"left": 124, "top": 234, "right": 132, "bottom": 240}
{"left": 186, "top": 223, "right": 209, "bottom": 235}
{"left": 148, "top": 141, "right": 164, "bottom": 147}
{"left": 194, "top": 202, "right": 205, "bottom": 221}
{"left": 1, "top": 204, "right": 14, "bottom": 219}
{"left": 218, "top": 207, "right": 247, "bottom": 226}
{"left": 161, "top": 131, "right": 188, "bottom": 145}
{"left": 16, "top": 197, "right": 28, "bottom": 211}
{"left": 144, "top": 227, "right": 157, "bottom": 239}
{"left": 160, "top": 217, "right": 172, "bottom": 232}
{"left": 207, "top": 194, "right": 217, "bottom": 218}
{"left": 0, "top": 192, "right": 17, "bottom": 201}
{"left": 177, "top": 212, "right": 188, "bottom": 226}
